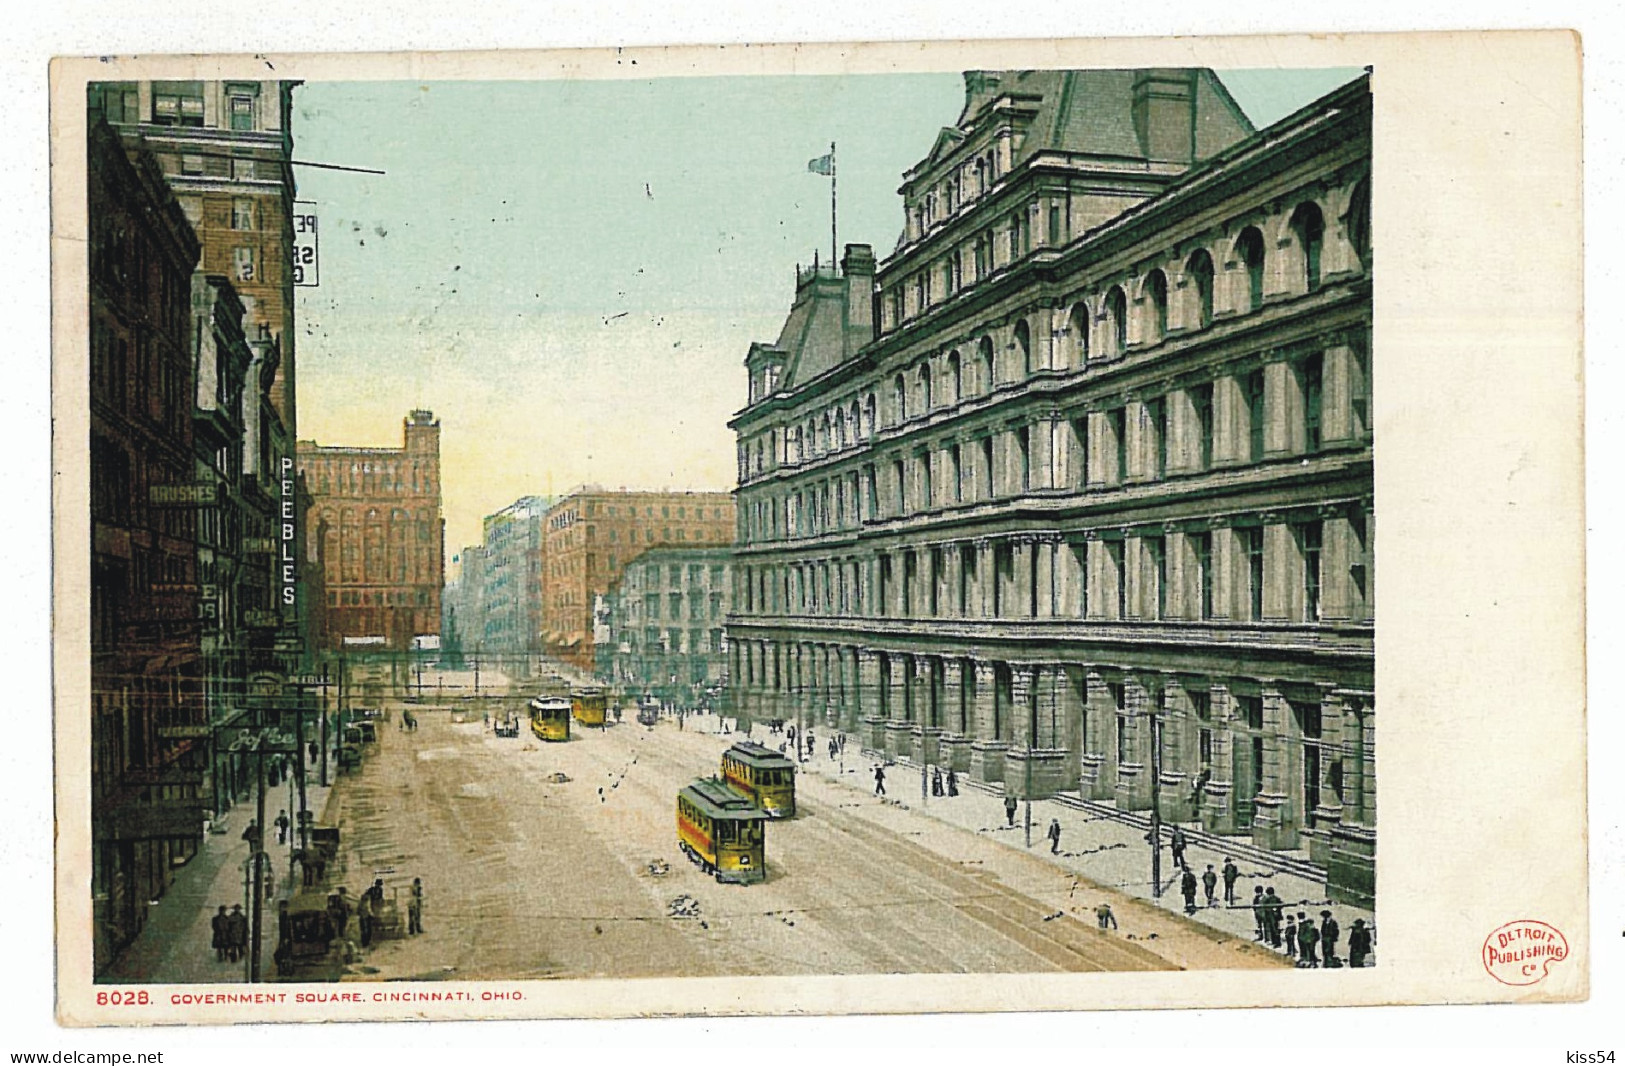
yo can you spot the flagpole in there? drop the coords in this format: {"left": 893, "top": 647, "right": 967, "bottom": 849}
{"left": 830, "top": 141, "right": 837, "bottom": 268}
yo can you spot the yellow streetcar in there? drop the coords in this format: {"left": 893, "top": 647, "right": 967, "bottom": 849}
{"left": 676, "top": 778, "right": 768, "bottom": 884}
{"left": 529, "top": 696, "right": 572, "bottom": 742}
{"left": 571, "top": 685, "right": 608, "bottom": 728}
{"left": 720, "top": 741, "right": 798, "bottom": 818}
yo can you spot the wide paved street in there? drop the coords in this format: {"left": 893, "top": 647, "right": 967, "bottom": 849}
{"left": 300, "top": 686, "right": 1287, "bottom": 981}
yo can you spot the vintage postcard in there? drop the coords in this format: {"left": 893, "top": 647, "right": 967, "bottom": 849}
{"left": 50, "top": 30, "right": 1585, "bottom": 1025}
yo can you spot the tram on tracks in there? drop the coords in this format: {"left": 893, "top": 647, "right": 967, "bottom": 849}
{"left": 676, "top": 778, "right": 768, "bottom": 884}
{"left": 529, "top": 695, "right": 572, "bottom": 742}
{"left": 571, "top": 684, "right": 608, "bottom": 728}
{"left": 720, "top": 741, "right": 798, "bottom": 818}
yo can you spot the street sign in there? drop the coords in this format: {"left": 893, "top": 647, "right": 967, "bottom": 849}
{"left": 293, "top": 202, "right": 319, "bottom": 287}
{"left": 149, "top": 483, "right": 220, "bottom": 506}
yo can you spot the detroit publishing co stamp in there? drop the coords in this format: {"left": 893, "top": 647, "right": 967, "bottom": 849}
{"left": 1482, "top": 921, "right": 1571, "bottom": 987}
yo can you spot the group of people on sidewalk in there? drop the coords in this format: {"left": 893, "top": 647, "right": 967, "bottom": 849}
{"left": 1248, "top": 886, "right": 1373, "bottom": 968}
{"left": 209, "top": 904, "right": 250, "bottom": 963}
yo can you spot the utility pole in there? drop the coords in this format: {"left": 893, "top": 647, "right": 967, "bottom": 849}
{"left": 1150, "top": 711, "right": 1164, "bottom": 899}
{"left": 250, "top": 740, "right": 267, "bottom": 982}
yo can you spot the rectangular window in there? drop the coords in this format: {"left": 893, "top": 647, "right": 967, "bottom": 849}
{"left": 1147, "top": 536, "right": 1166, "bottom": 620}
{"left": 1110, "top": 407, "right": 1127, "bottom": 484}
{"left": 181, "top": 154, "right": 204, "bottom": 176}
{"left": 1146, "top": 398, "right": 1167, "bottom": 479}
{"left": 230, "top": 94, "right": 255, "bottom": 131}
{"left": 1017, "top": 425, "right": 1031, "bottom": 491}
{"left": 921, "top": 452, "right": 934, "bottom": 508}
{"left": 1108, "top": 539, "right": 1126, "bottom": 619}
{"left": 1195, "top": 531, "right": 1214, "bottom": 620}
{"left": 1193, "top": 384, "right": 1215, "bottom": 470}
{"left": 950, "top": 444, "right": 963, "bottom": 503}
{"left": 1245, "top": 370, "right": 1267, "bottom": 462}
{"left": 1246, "top": 527, "right": 1265, "bottom": 621}
{"left": 1048, "top": 202, "right": 1062, "bottom": 245}
{"left": 1302, "top": 354, "right": 1324, "bottom": 452}
{"left": 1299, "top": 520, "right": 1323, "bottom": 621}
{"left": 232, "top": 247, "right": 256, "bottom": 283}
{"left": 980, "top": 437, "right": 995, "bottom": 499}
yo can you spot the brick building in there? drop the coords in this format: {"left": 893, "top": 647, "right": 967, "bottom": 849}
{"left": 89, "top": 117, "right": 207, "bottom": 972}
{"left": 727, "top": 70, "right": 1374, "bottom": 904}
{"left": 542, "top": 489, "right": 735, "bottom": 671}
{"left": 298, "top": 411, "right": 446, "bottom": 650}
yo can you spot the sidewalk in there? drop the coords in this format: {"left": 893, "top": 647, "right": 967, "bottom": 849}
{"left": 103, "top": 770, "right": 335, "bottom": 984}
{"left": 745, "top": 723, "right": 1375, "bottom": 966}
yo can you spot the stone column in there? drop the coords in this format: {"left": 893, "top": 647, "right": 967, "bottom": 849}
{"left": 1307, "top": 688, "right": 1347, "bottom": 866}
{"left": 1034, "top": 535, "right": 1057, "bottom": 618}
{"left": 967, "top": 659, "right": 1005, "bottom": 782}
{"left": 857, "top": 647, "right": 885, "bottom": 749}
{"left": 1200, "top": 684, "right": 1239, "bottom": 834}
{"left": 1250, "top": 687, "right": 1301, "bottom": 851}
{"left": 1263, "top": 359, "right": 1298, "bottom": 458}
{"left": 939, "top": 658, "right": 972, "bottom": 771}
{"left": 884, "top": 653, "right": 912, "bottom": 757}
{"left": 944, "top": 542, "right": 964, "bottom": 616}
{"left": 1114, "top": 674, "right": 1156, "bottom": 811}
{"left": 1123, "top": 398, "right": 1149, "bottom": 482}
{"left": 976, "top": 538, "right": 996, "bottom": 618}
{"left": 1212, "top": 372, "right": 1244, "bottom": 467}
{"left": 1031, "top": 411, "right": 1059, "bottom": 489}
{"left": 1012, "top": 535, "right": 1036, "bottom": 619}
{"left": 913, "top": 656, "right": 943, "bottom": 764}
{"left": 1157, "top": 677, "right": 1191, "bottom": 820}
{"left": 1262, "top": 520, "right": 1295, "bottom": 622}
{"left": 1327, "top": 695, "right": 1375, "bottom": 906}
{"left": 1056, "top": 536, "right": 1085, "bottom": 618}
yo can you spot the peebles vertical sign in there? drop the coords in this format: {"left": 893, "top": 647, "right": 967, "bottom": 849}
{"left": 293, "top": 201, "right": 319, "bottom": 287}
{"left": 280, "top": 456, "right": 297, "bottom": 606}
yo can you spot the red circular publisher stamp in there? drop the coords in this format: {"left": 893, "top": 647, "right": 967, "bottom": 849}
{"left": 1482, "top": 920, "right": 1569, "bottom": 985}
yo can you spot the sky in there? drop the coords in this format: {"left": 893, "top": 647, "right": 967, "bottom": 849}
{"left": 291, "top": 67, "right": 1364, "bottom": 562}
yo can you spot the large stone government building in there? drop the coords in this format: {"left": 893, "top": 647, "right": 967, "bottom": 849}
{"left": 298, "top": 410, "right": 446, "bottom": 650}
{"left": 726, "top": 70, "right": 1373, "bottom": 903}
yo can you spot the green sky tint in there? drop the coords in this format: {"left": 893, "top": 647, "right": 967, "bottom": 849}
{"left": 291, "top": 67, "right": 1364, "bottom": 560}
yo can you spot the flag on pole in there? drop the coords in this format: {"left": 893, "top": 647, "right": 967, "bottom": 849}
{"left": 807, "top": 152, "right": 834, "bottom": 176}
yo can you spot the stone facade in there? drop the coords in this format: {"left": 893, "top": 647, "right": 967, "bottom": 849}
{"left": 727, "top": 70, "right": 1374, "bottom": 904}
{"left": 604, "top": 547, "right": 732, "bottom": 697}
{"left": 298, "top": 411, "right": 447, "bottom": 650}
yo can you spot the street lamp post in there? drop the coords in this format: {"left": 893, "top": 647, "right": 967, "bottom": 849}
{"left": 1149, "top": 710, "right": 1164, "bottom": 899}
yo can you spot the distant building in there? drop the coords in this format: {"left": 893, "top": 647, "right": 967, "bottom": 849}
{"left": 604, "top": 547, "right": 732, "bottom": 698}
{"left": 89, "top": 117, "right": 205, "bottom": 974}
{"left": 478, "top": 496, "right": 552, "bottom": 658}
{"left": 298, "top": 410, "right": 446, "bottom": 650}
{"left": 728, "top": 70, "right": 1374, "bottom": 905}
{"left": 542, "top": 488, "right": 736, "bottom": 672}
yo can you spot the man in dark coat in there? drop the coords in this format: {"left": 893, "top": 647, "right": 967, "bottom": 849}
{"left": 1047, "top": 818, "right": 1062, "bottom": 855}
{"left": 1169, "top": 826, "right": 1189, "bottom": 871}
{"left": 1320, "top": 910, "right": 1342, "bottom": 966}
{"left": 946, "top": 768, "right": 958, "bottom": 796}
{"left": 1180, "top": 868, "right": 1199, "bottom": 914}
{"left": 408, "top": 878, "right": 424, "bottom": 935}
{"left": 1250, "top": 886, "right": 1267, "bottom": 941}
{"left": 211, "top": 905, "right": 228, "bottom": 962}
{"left": 1263, "top": 888, "right": 1285, "bottom": 948}
{"left": 1282, "top": 912, "right": 1299, "bottom": 959}
{"left": 357, "top": 889, "right": 375, "bottom": 948}
{"left": 1201, "top": 864, "right": 1219, "bottom": 907}
{"left": 227, "top": 904, "right": 248, "bottom": 962}
{"left": 873, "top": 765, "right": 886, "bottom": 796}
{"left": 1347, "top": 919, "right": 1373, "bottom": 968}
{"left": 1003, "top": 794, "right": 1018, "bottom": 828}
{"left": 1296, "top": 911, "right": 1321, "bottom": 966}
{"left": 328, "top": 888, "right": 351, "bottom": 939}
{"left": 1221, "top": 858, "right": 1240, "bottom": 905}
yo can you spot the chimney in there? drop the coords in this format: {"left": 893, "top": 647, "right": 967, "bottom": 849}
{"left": 841, "top": 243, "right": 876, "bottom": 350}
{"left": 1132, "top": 69, "right": 1196, "bottom": 164}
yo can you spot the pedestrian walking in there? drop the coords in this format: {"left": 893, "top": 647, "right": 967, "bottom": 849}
{"left": 212, "top": 905, "right": 228, "bottom": 962}
{"left": 274, "top": 809, "right": 290, "bottom": 846}
{"left": 1221, "top": 858, "right": 1240, "bottom": 905}
{"left": 931, "top": 767, "right": 944, "bottom": 797}
{"left": 1202, "top": 864, "right": 1218, "bottom": 907}
{"left": 1169, "top": 826, "right": 1188, "bottom": 871}
{"left": 873, "top": 765, "right": 886, "bottom": 796}
{"left": 1047, "top": 817, "right": 1062, "bottom": 855}
{"left": 837, "top": 733, "right": 846, "bottom": 754}
{"left": 1263, "top": 888, "right": 1284, "bottom": 948}
{"left": 805, "top": 729, "right": 814, "bottom": 757}
{"left": 408, "top": 878, "right": 424, "bottom": 935}
{"left": 1282, "top": 912, "right": 1299, "bottom": 959}
{"left": 1347, "top": 919, "right": 1372, "bottom": 968}
{"left": 328, "top": 888, "right": 351, "bottom": 939}
{"left": 1180, "top": 868, "right": 1199, "bottom": 914}
{"left": 357, "top": 889, "right": 375, "bottom": 948}
{"left": 1003, "top": 794, "right": 1018, "bottom": 828}
{"left": 1296, "top": 911, "right": 1320, "bottom": 966}
{"left": 787, "top": 724, "right": 797, "bottom": 750}
{"left": 1320, "top": 910, "right": 1341, "bottom": 967}
{"left": 829, "top": 738, "right": 838, "bottom": 761}
{"left": 227, "top": 904, "right": 247, "bottom": 962}
{"left": 1095, "top": 902, "right": 1118, "bottom": 931}
{"left": 308, "top": 741, "right": 319, "bottom": 765}
{"left": 1251, "top": 886, "right": 1267, "bottom": 940}
{"left": 241, "top": 818, "right": 261, "bottom": 853}
{"left": 946, "top": 768, "right": 958, "bottom": 796}
{"left": 1190, "top": 768, "right": 1211, "bottom": 819}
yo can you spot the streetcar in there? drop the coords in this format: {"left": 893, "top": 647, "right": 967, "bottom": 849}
{"left": 529, "top": 696, "right": 572, "bottom": 742}
{"left": 676, "top": 778, "right": 768, "bottom": 884}
{"left": 720, "top": 741, "right": 797, "bottom": 818}
{"left": 571, "top": 684, "right": 608, "bottom": 728}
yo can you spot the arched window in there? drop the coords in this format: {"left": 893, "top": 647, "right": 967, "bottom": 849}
{"left": 893, "top": 374, "right": 907, "bottom": 423}
{"left": 1235, "top": 226, "right": 1266, "bottom": 312}
{"left": 848, "top": 400, "right": 861, "bottom": 443}
{"left": 1145, "top": 270, "right": 1168, "bottom": 343}
{"left": 978, "top": 335, "right": 995, "bottom": 393}
{"left": 1290, "top": 202, "right": 1325, "bottom": 292}
{"left": 920, "top": 362, "right": 933, "bottom": 412}
{"left": 822, "top": 413, "right": 833, "bottom": 452}
{"left": 1105, "top": 286, "right": 1128, "bottom": 356}
{"left": 1014, "top": 319, "right": 1032, "bottom": 376}
{"left": 948, "top": 350, "right": 962, "bottom": 403}
{"left": 1068, "top": 301, "right": 1091, "bottom": 366}
{"left": 1345, "top": 177, "right": 1371, "bottom": 271}
{"left": 1185, "top": 249, "right": 1215, "bottom": 329}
